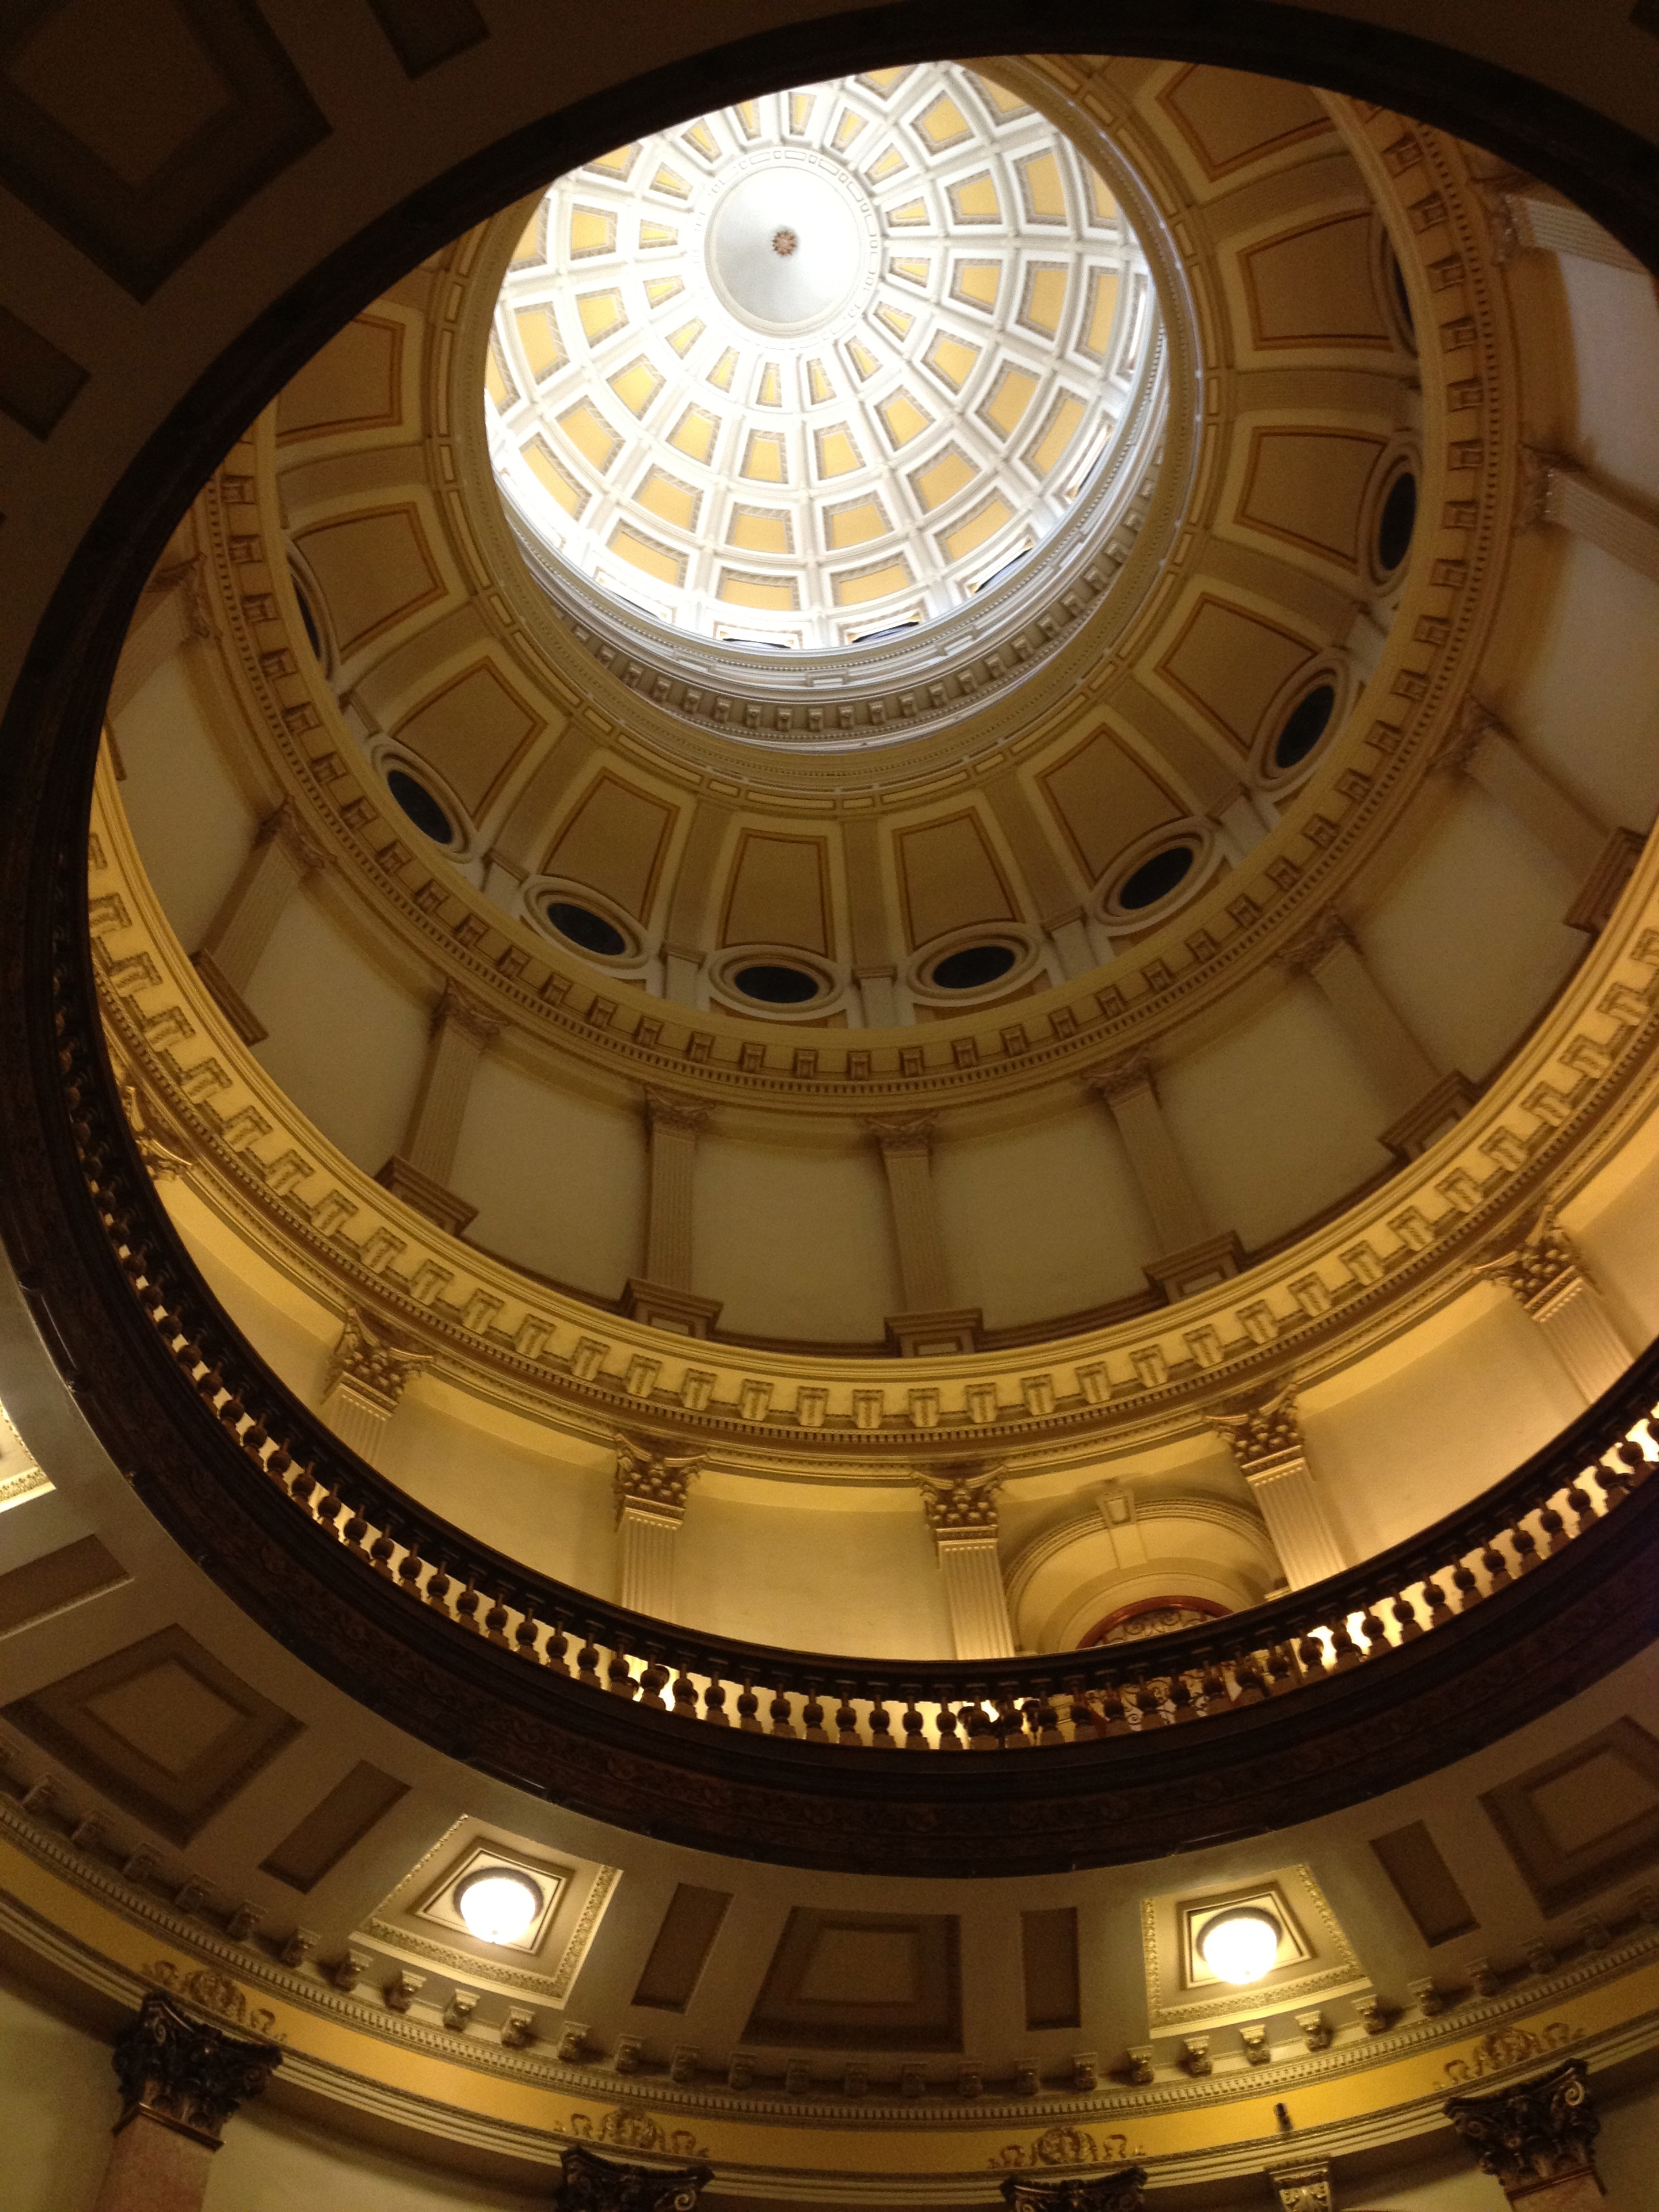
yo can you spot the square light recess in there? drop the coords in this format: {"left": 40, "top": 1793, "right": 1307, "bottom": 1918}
{"left": 1183, "top": 1882, "right": 1312, "bottom": 1990}
{"left": 415, "top": 1842, "right": 568, "bottom": 1957}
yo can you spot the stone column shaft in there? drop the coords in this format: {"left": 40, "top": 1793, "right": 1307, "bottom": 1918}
{"left": 1092, "top": 1060, "right": 1210, "bottom": 1255}
{"left": 198, "top": 806, "right": 323, "bottom": 996}
{"left": 320, "top": 1307, "right": 430, "bottom": 1469}
{"left": 1454, "top": 716, "right": 1606, "bottom": 878}
{"left": 659, "top": 798, "right": 733, "bottom": 1007}
{"left": 96, "top": 1993, "right": 279, "bottom": 2212}
{"left": 844, "top": 816, "right": 901, "bottom": 1023}
{"left": 1216, "top": 1398, "right": 1346, "bottom": 1591}
{"left": 1505, "top": 186, "right": 1645, "bottom": 270}
{"left": 644, "top": 1094, "right": 705, "bottom": 1290}
{"left": 1483, "top": 1211, "right": 1633, "bottom": 1404}
{"left": 108, "top": 558, "right": 211, "bottom": 721}
{"left": 937, "top": 1537, "right": 1017, "bottom": 1660}
{"left": 1298, "top": 926, "right": 1437, "bottom": 1120}
{"left": 1532, "top": 452, "right": 1659, "bottom": 588}
{"left": 401, "top": 987, "right": 497, "bottom": 1188}
{"left": 613, "top": 1437, "right": 700, "bottom": 1621}
{"left": 872, "top": 1120, "right": 952, "bottom": 1314}
{"left": 981, "top": 775, "right": 1093, "bottom": 979}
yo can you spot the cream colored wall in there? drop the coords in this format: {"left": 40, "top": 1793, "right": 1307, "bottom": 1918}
{"left": 0, "top": 1971, "right": 118, "bottom": 2212}
{"left": 1558, "top": 253, "right": 1659, "bottom": 500}
{"left": 933, "top": 1103, "right": 1155, "bottom": 1326}
{"left": 110, "top": 651, "right": 258, "bottom": 954}
{"left": 693, "top": 1122, "right": 899, "bottom": 1341}
{"left": 675, "top": 1473, "right": 951, "bottom": 1656}
{"left": 213, "top": 2102, "right": 548, "bottom": 2210}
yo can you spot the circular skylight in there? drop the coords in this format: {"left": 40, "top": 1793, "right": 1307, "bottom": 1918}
{"left": 486, "top": 64, "right": 1155, "bottom": 651}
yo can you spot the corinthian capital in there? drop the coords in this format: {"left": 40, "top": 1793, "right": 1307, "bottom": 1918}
{"left": 614, "top": 1431, "right": 703, "bottom": 1523}
{"left": 915, "top": 1461, "right": 1004, "bottom": 1537}
{"left": 1084, "top": 1050, "right": 1155, "bottom": 1107}
{"left": 865, "top": 1111, "right": 937, "bottom": 1159}
{"left": 1477, "top": 1204, "right": 1582, "bottom": 1313}
{"left": 434, "top": 980, "right": 501, "bottom": 1047}
{"left": 1212, "top": 1384, "right": 1302, "bottom": 1475}
{"left": 259, "top": 798, "right": 328, "bottom": 877}
{"left": 1437, "top": 695, "right": 1503, "bottom": 777}
{"left": 1277, "top": 907, "right": 1353, "bottom": 977}
{"left": 644, "top": 1086, "right": 710, "bottom": 1137}
{"left": 327, "top": 1306, "right": 432, "bottom": 1414}
{"left": 1444, "top": 2057, "right": 1599, "bottom": 2188}
{"left": 112, "top": 1991, "right": 281, "bottom": 2143}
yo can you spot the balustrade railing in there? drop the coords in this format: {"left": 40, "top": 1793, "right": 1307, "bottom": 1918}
{"left": 73, "top": 1061, "right": 1658, "bottom": 1753}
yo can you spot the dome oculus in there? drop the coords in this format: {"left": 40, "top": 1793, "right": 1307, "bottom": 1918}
{"left": 487, "top": 65, "right": 1155, "bottom": 651}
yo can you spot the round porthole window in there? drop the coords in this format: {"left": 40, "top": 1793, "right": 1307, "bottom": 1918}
{"left": 386, "top": 768, "right": 454, "bottom": 846}
{"left": 545, "top": 899, "right": 628, "bottom": 957}
{"left": 1271, "top": 682, "right": 1336, "bottom": 775}
{"left": 733, "top": 962, "right": 821, "bottom": 1005}
{"left": 928, "top": 943, "right": 1019, "bottom": 991}
{"left": 1117, "top": 844, "right": 1195, "bottom": 911}
{"left": 1376, "top": 470, "right": 1418, "bottom": 575}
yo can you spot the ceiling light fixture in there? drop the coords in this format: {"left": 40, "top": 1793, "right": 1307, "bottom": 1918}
{"left": 1197, "top": 1906, "right": 1283, "bottom": 1986}
{"left": 454, "top": 1867, "right": 543, "bottom": 1946}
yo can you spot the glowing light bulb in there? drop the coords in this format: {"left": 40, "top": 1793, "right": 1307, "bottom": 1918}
{"left": 455, "top": 1868, "right": 542, "bottom": 1946}
{"left": 1197, "top": 1907, "right": 1282, "bottom": 1986}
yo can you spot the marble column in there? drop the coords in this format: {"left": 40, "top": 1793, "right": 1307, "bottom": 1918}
{"left": 108, "top": 556, "right": 213, "bottom": 722}
{"left": 1441, "top": 702, "right": 1607, "bottom": 879}
{"left": 192, "top": 802, "right": 326, "bottom": 1044}
{"left": 1087, "top": 1054, "right": 1244, "bottom": 1300}
{"left": 1522, "top": 447, "right": 1659, "bottom": 589}
{"left": 376, "top": 983, "right": 498, "bottom": 1235}
{"left": 624, "top": 1090, "right": 722, "bottom": 1335}
{"left": 1445, "top": 2057, "right": 1609, "bottom": 2212}
{"left": 94, "top": 1991, "right": 279, "bottom": 2212}
{"left": 1214, "top": 1393, "right": 1347, "bottom": 1591}
{"left": 320, "top": 1306, "right": 432, "bottom": 1467}
{"left": 613, "top": 1433, "right": 702, "bottom": 1619}
{"left": 1496, "top": 185, "right": 1645, "bottom": 270}
{"left": 1481, "top": 1207, "right": 1633, "bottom": 1404}
{"left": 918, "top": 1466, "right": 1017, "bottom": 1660}
{"left": 1280, "top": 909, "right": 1471, "bottom": 1156}
{"left": 870, "top": 1115, "right": 981, "bottom": 1354}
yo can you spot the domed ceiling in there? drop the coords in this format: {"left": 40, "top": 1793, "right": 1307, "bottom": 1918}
{"left": 487, "top": 65, "right": 1155, "bottom": 653}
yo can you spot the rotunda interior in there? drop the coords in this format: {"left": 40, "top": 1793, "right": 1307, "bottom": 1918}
{"left": 1, "top": 15, "right": 1658, "bottom": 2212}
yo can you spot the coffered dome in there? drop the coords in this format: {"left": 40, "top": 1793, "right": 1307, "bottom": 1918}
{"left": 487, "top": 64, "right": 1157, "bottom": 654}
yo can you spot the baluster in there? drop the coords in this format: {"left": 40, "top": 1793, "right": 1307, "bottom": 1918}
{"left": 1479, "top": 1540, "right": 1512, "bottom": 1593}
{"left": 515, "top": 1609, "right": 545, "bottom": 1666}
{"left": 1295, "top": 1633, "right": 1328, "bottom": 1679}
{"left": 1537, "top": 1502, "right": 1570, "bottom": 1556}
{"left": 1450, "top": 1559, "right": 1481, "bottom": 1611}
{"left": 637, "top": 1657, "right": 670, "bottom": 1710}
{"left": 1031, "top": 1693, "right": 1063, "bottom": 1746}
{"left": 1166, "top": 1672, "right": 1199, "bottom": 1725}
{"left": 935, "top": 1700, "right": 962, "bottom": 1751}
{"left": 265, "top": 1447, "right": 293, "bottom": 1492}
{"left": 341, "top": 1504, "right": 371, "bottom": 1559}
{"left": 834, "top": 1688, "right": 860, "bottom": 1746}
{"left": 1200, "top": 1663, "right": 1228, "bottom": 1715}
{"left": 313, "top": 1485, "right": 344, "bottom": 1536}
{"left": 426, "top": 1562, "right": 453, "bottom": 1616}
{"left": 1231, "top": 1656, "right": 1269, "bottom": 1705}
{"left": 217, "top": 1391, "right": 246, "bottom": 1433}
{"left": 1509, "top": 1519, "right": 1540, "bottom": 1576}
{"left": 1063, "top": 1679, "right": 1100, "bottom": 1738}
{"left": 483, "top": 1588, "right": 513, "bottom": 1644}
{"left": 544, "top": 1618, "right": 571, "bottom": 1674}
{"left": 1390, "top": 1589, "right": 1425, "bottom": 1640}
{"left": 769, "top": 1689, "right": 797, "bottom": 1738}
{"left": 994, "top": 1694, "right": 1025, "bottom": 1748}
{"left": 867, "top": 1698, "right": 896, "bottom": 1748}
{"left": 672, "top": 1667, "right": 699, "bottom": 1718}
{"left": 703, "top": 1677, "right": 730, "bottom": 1727}
{"left": 394, "top": 1532, "right": 426, "bottom": 1601}
{"left": 736, "top": 1681, "right": 762, "bottom": 1733}
{"left": 1096, "top": 1681, "right": 1131, "bottom": 1732}
{"left": 1352, "top": 1603, "right": 1387, "bottom": 1655}
{"left": 1563, "top": 1478, "right": 1599, "bottom": 1531}
{"left": 966, "top": 1701, "right": 998, "bottom": 1750}
{"left": 453, "top": 1580, "right": 482, "bottom": 1632}
{"left": 1418, "top": 1574, "right": 1453, "bottom": 1629}
{"left": 1609, "top": 1435, "right": 1652, "bottom": 1487}
{"left": 606, "top": 1643, "right": 638, "bottom": 1698}
{"left": 901, "top": 1694, "right": 928, "bottom": 1750}
{"left": 800, "top": 1687, "right": 830, "bottom": 1744}
{"left": 1596, "top": 1446, "right": 1639, "bottom": 1506}
{"left": 1132, "top": 1678, "right": 1166, "bottom": 1727}
{"left": 576, "top": 1636, "right": 603, "bottom": 1689}
{"left": 288, "top": 1460, "right": 319, "bottom": 1511}
{"left": 368, "top": 1519, "right": 398, "bottom": 1578}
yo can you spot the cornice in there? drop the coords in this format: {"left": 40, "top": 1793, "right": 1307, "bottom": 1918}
{"left": 2, "top": 1788, "right": 1658, "bottom": 2195}
{"left": 93, "top": 746, "right": 1659, "bottom": 1464}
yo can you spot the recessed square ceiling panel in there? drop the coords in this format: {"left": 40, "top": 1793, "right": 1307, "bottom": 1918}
{"left": 2, "top": 1622, "right": 300, "bottom": 1843}
{"left": 1481, "top": 1718, "right": 1659, "bottom": 1915}
{"left": 1142, "top": 1863, "right": 1368, "bottom": 2035}
{"left": 743, "top": 1908, "right": 961, "bottom": 2049}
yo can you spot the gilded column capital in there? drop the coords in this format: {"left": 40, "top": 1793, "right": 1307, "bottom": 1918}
{"left": 1000, "top": 2168, "right": 1148, "bottom": 2212}
{"left": 1444, "top": 2057, "right": 1600, "bottom": 2189}
{"left": 644, "top": 1086, "right": 712, "bottom": 1138}
{"left": 865, "top": 1111, "right": 937, "bottom": 1158}
{"left": 1266, "top": 2161, "right": 1334, "bottom": 2212}
{"left": 327, "top": 1305, "right": 433, "bottom": 1415}
{"left": 1478, "top": 1204, "right": 1583, "bottom": 1315}
{"left": 433, "top": 979, "right": 501, "bottom": 1047}
{"left": 915, "top": 1461, "right": 1005, "bottom": 1538}
{"left": 1084, "top": 1049, "right": 1155, "bottom": 1107}
{"left": 111, "top": 1990, "right": 281, "bottom": 2145}
{"left": 1212, "top": 1385, "right": 1303, "bottom": 1480}
{"left": 1516, "top": 444, "right": 1577, "bottom": 533}
{"left": 614, "top": 1431, "right": 703, "bottom": 1524}
{"left": 1277, "top": 906, "right": 1353, "bottom": 977}
{"left": 1436, "top": 694, "right": 1504, "bottom": 777}
{"left": 557, "top": 2143, "right": 713, "bottom": 2212}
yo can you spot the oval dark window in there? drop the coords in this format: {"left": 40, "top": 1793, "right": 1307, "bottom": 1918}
{"left": 386, "top": 769, "right": 453, "bottom": 844}
{"left": 930, "top": 942, "right": 1018, "bottom": 991}
{"left": 546, "top": 900, "right": 628, "bottom": 957}
{"left": 1376, "top": 471, "right": 1418, "bottom": 574}
{"left": 1117, "top": 844, "right": 1195, "bottom": 912}
{"left": 733, "top": 963, "right": 821, "bottom": 1004}
{"left": 293, "top": 580, "right": 324, "bottom": 663}
{"left": 1273, "top": 682, "right": 1336, "bottom": 773}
